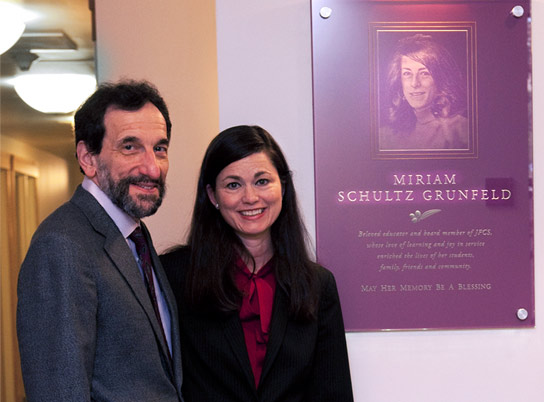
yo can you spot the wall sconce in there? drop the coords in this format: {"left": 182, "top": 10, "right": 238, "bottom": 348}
{"left": 0, "top": 1, "right": 27, "bottom": 55}
{"left": 12, "top": 61, "right": 97, "bottom": 114}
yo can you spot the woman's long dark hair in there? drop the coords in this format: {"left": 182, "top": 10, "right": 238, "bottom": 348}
{"left": 185, "top": 125, "right": 319, "bottom": 321}
{"left": 385, "top": 34, "right": 467, "bottom": 132}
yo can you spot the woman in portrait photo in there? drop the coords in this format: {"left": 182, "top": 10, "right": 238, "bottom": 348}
{"left": 161, "top": 125, "right": 353, "bottom": 401}
{"left": 380, "top": 33, "right": 469, "bottom": 150}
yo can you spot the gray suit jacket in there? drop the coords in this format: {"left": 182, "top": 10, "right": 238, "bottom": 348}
{"left": 17, "top": 185, "right": 183, "bottom": 402}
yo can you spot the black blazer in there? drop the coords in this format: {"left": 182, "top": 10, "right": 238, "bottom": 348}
{"left": 161, "top": 247, "right": 353, "bottom": 402}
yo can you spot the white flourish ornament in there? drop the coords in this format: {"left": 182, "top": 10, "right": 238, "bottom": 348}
{"left": 409, "top": 209, "right": 441, "bottom": 223}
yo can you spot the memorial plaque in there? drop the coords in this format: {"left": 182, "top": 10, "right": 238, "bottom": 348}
{"left": 312, "top": 0, "right": 534, "bottom": 330}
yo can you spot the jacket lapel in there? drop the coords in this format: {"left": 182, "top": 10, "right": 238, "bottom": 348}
{"left": 71, "top": 187, "right": 175, "bottom": 377}
{"left": 103, "top": 230, "right": 169, "bottom": 355}
{"left": 141, "top": 223, "right": 183, "bottom": 389}
{"left": 223, "top": 313, "right": 257, "bottom": 389}
{"left": 222, "top": 281, "right": 290, "bottom": 390}
{"left": 259, "top": 288, "right": 289, "bottom": 385}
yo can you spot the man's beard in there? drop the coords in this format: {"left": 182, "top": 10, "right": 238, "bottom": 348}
{"left": 96, "top": 165, "right": 166, "bottom": 219}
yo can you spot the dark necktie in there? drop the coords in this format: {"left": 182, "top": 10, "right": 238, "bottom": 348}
{"left": 129, "top": 227, "right": 165, "bottom": 333}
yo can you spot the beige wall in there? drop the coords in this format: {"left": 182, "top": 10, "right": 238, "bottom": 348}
{"left": 94, "top": 0, "right": 219, "bottom": 252}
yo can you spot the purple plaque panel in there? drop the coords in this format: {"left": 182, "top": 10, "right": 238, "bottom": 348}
{"left": 312, "top": 0, "right": 534, "bottom": 330}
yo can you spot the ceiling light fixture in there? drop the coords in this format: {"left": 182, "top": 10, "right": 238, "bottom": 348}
{"left": 0, "top": 1, "right": 26, "bottom": 55}
{"left": 13, "top": 74, "right": 97, "bottom": 114}
{"left": 12, "top": 61, "right": 97, "bottom": 114}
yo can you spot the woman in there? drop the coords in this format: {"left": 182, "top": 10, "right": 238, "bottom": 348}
{"left": 161, "top": 125, "right": 353, "bottom": 401}
{"left": 380, "top": 33, "right": 469, "bottom": 150}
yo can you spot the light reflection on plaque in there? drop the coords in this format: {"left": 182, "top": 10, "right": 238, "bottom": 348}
{"left": 312, "top": 0, "right": 534, "bottom": 331}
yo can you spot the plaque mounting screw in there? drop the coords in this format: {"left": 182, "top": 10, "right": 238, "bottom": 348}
{"left": 510, "top": 5, "right": 524, "bottom": 18}
{"left": 320, "top": 7, "right": 332, "bottom": 19}
{"left": 516, "top": 308, "right": 528, "bottom": 321}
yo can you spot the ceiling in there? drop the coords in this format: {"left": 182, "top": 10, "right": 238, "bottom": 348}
{"left": 0, "top": 0, "right": 95, "bottom": 162}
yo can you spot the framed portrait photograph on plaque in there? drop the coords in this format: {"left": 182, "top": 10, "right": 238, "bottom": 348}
{"left": 311, "top": 0, "right": 534, "bottom": 331}
{"left": 369, "top": 22, "right": 477, "bottom": 159}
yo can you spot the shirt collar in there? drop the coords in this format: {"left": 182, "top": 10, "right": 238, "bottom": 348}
{"left": 81, "top": 176, "right": 139, "bottom": 238}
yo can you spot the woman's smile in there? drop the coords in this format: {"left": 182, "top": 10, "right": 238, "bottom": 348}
{"left": 240, "top": 208, "right": 266, "bottom": 217}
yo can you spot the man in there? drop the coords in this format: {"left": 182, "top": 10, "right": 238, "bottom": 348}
{"left": 17, "top": 80, "right": 183, "bottom": 401}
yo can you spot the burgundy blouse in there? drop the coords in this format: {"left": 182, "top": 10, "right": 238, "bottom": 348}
{"left": 233, "top": 257, "right": 276, "bottom": 388}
